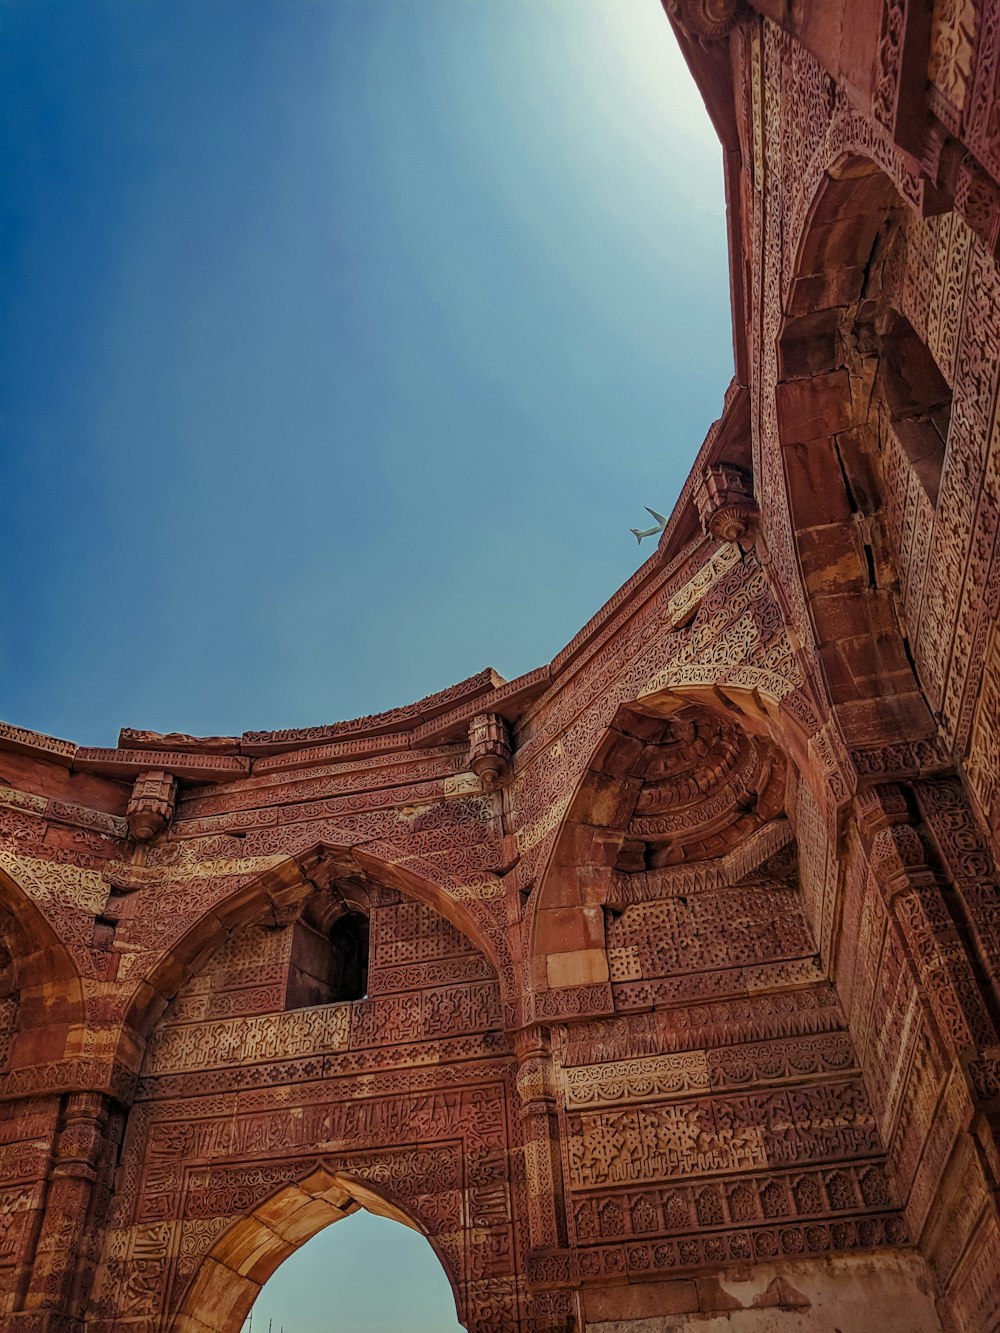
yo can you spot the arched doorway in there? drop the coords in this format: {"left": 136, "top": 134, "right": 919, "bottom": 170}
{"left": 242, "top": 1207, "right": 463, "bottom": 1333}
{"left": 173, "top": 1168, "right": 463, "bottom": 1333}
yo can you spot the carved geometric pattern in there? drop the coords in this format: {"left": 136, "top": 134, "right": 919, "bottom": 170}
{"left": 1, "top": 5, "right": 999, "bottom": 1330}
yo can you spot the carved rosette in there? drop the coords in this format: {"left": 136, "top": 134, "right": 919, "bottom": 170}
{"left": 695, "top": 462, "right": 760, "bottom": 544}
{"left": 126, "top": 770, "right": 177, "bottom": 842}
{"left": 468, "top": 712, "right": 513, "bottom": 789}
{"left": 664, "top": 0, "right": 745, "bottom": 42}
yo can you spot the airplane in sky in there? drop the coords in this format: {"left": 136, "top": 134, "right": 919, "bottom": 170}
{"left": 630, "top": 507, "right": 668, "bottom": 544}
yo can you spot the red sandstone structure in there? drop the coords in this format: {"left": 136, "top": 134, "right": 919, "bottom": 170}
{"left": 3, "top": 1, "right": 1000, "bottom": 1328}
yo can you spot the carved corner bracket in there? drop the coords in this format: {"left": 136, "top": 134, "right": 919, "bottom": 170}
{"left": 468, "top": 712, "right": 513, "bottom": 789}
{"left": 664, "top": 0, "right": 747, "bottom": 43}
{"left": 695, "top": 461, "right": 760, "bottom": 545}
{"left": 126, "top": 770, "right": 177, "bottom": 842}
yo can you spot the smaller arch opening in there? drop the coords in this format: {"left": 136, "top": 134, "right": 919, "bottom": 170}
{"left": 286, "top": 893, "right": 370, "bottom": 1009}
{"left": 872, "top": 308, "right": 952, "bottom": 506}
{"left": 327, "top": 911, "right": 370, "bottom": 1002}
{"left": 243, "top": 1206, "right": 464, "bottom": 1333}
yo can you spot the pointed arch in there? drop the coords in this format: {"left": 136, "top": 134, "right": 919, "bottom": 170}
{"left": 0, "top": 864, "right": 84, "bottom": 1071}
{"left": 528, "top": 678, "right": 807, "bottom": 991}
{"left": 775, "top": 150, "right": 950, "bottom": 749}
{"left": 118, "top": 841, "right": 502, "bottom": 1074}
{"left": 171, "top": 1166, "right": 463, "bottom": 1333}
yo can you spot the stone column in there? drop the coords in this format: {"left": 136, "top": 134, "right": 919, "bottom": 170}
{"left": 858, "top": 783, "right": 1000, "bottom": 1210}
{"left": 21, "top": 1091, "right": 115, "bottom": 1325}
{"left": 514, "top": 1025, "right": 567, "bottom": 1253}
{"left": 514, "top": 1026, "right": 581, "bottom": 1332}
{"left": 857, "top": 783, "right": 1000, "bottom": 1313}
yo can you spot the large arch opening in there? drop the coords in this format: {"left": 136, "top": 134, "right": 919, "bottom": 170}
{"left": 97, "top": 848, "right": 513, "bottom": 1332}
{"left": 172, "top": 1169, "right": 463, "bottom": 1333}
{"left": 242, "top": 1208, "right": 465, "bottom": 1333}
{"left": 775, "top": 152, "right": 956, "bottom": 747}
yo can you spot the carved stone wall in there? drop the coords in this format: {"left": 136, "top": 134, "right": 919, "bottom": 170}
{"left": 1, "top": 1, "right": 999, "bottom": 1330}
{"left": 87, "top": 874, "right": 519, "bottom": 1332}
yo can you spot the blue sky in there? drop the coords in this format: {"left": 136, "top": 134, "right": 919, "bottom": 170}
{"left": 2, "top": 1, "right": 729, "bottom": 1324}
{"left": 1, "top": 0, "right": 730, "bottom": 751}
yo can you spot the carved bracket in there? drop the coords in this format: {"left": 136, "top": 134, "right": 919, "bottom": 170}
{"left": 695, "top": 462, "right": 760, "bottom": 544}
{"left": 126, "top": 770, "right": 177, "bottom": 842}
{"left": 468, "top": 712, "right": 513, "bottom": 789}
{"left": 664, "top": 0, "right": 746, "bottom": 42}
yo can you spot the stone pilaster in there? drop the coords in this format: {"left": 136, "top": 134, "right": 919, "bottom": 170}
{"left": 22, "top": 1092, "right": 114, "bottom": 1326}
{"left": 514, "top": 1025, "right": 567, "bottom": 1253}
